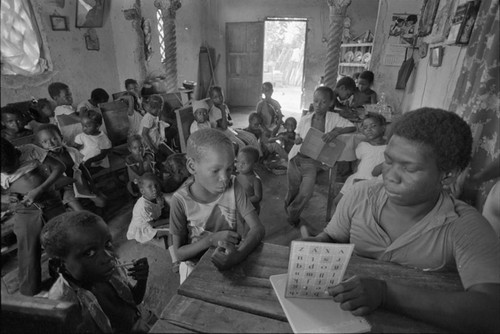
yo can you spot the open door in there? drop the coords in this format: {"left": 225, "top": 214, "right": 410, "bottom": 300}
{"left": 226, "top": 22, "right": 264, "bottom": 107}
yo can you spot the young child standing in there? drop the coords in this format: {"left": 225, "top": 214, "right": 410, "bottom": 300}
{"left": 190, "top": 100, "right": 211, "bottom": 134}
{"left": 351, "top": 71, "right": 378, "bottom": 107}
{"left": 334, "top": 113, "right": 387, "bottom": 207}
{"left": 42, "top": 211, "right": 157, "bottom": 333}
{"left": 170, "top": 128, "right": 265, "bottom": 283}
{"left": 125, "top": 135, "right": 155, "bottom": 197}
{"left": 1, "top": 138, "right": 66, "bottom": 296}
{"left": 48, "top": 82, "right": 75, "bottom": 117}
{"left": 1, "top": 106, "right": 33, "bottom": 141}
{"left": 74, "top": 109, "right": 112, "bottom": 173}
{"left": 235, "top": 146, "right": 262, "bottom": 215}
{"left": 286, "top": 86, "right": 356, "bottom": 226}
{"left": 139, "top": 94, "right": 162, "bottom": 153}
{"left": 256, "top": 82, "right": 284, "bottom": 131}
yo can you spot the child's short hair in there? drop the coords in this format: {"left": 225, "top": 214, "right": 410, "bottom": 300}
{"left": 364, "top": 112, "right": 386, "bottom": 126}
{"left": 262, "top": 82, "right": 273, "bottom": 90}
{"left": 284, "top": 117, "right": 297, "bottom": 127}
{"left": 165, "top": 153, "right": 187, "bottom": 173}
{"left": 239, "top": 146, "right": 259, "bottom": 163}
{"left": 36, "top": 98, "right": 52, "bottom": 111}
{"left": 359, "top": 71, "right": 375, "bottom": 84}
{"left": 124, "top": 78, "right": 138, "bottom": 89}
{"left": 315, "top": 86, "right": 335, "bottom": 101}
{"left": 186, "top": 128, "right": 233, "bottom": 162}
{"left": 1, "top": 105, "right": 20, "bottom": 118}
{"left": 137, "top": 172, "right": 159, "bottom": 187}
{"left": 208, "top": 86, "right": 223, "bottom": 97}
{"left": 81, "top": 109, "right": 103, "bottom": 126}
{"left": 127, "top": 134, "right": 142, "bottom": 147}
{"left": 146, "top": 94, "right": 164, "bottom": 111}
{"left": 248, "top": 112, "right": 263, "bottom": 124}
{"left": 392, "top": 108, "right": 472, "bottom": 173}
{"left": 123, "top": 91, "right": 141, "bottom": 111}
{"left": 41, "top": 211, "right": 103, "bottom": 259}
{"left": 35, "top": 123, "right": 62, "bottom": 139}
{"left": 0, "top": 137, "right": 20, "bottom": 173}
{"left": 335, "top": 77, "right": 356, "bottom": 92}
{"left": 48, "top": 82, "right": 69, "bottom": 99}
{"left": 91, "top": 88, "right": 110, "bottom": 104}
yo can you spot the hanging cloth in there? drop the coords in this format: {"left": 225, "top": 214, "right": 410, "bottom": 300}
{"left": 395, "top": 49, "right": 415, "bottom": 90}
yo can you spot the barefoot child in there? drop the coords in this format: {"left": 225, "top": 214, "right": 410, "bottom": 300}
{"left": 42, "top": 211, "right": 157, "bottom": 333}
{"left": 256, "top": 82, "right": 284, "bottom": 131}
{"left": 235, "top": 146, "right": 262, "bottom": 214}
{"left": 170, "top": 129, "right": 265, "bottom": 283}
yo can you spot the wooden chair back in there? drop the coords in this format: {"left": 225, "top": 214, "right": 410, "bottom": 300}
{"left": 175, "top": 105, "right": 194, "bottom": 153}
{"left": 99, "top": 100, "right": 129, "bottom": 146}
{"left": 10, "top": 134, "right": 36, "bottom": 147}
{"left": 112, "top": 91, "right": 128, "bottom": 100}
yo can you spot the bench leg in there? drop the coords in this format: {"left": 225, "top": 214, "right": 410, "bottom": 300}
{"left": 326, "top": 165, "right": 337, "bottom": 221}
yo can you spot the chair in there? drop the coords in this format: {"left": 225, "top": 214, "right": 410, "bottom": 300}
{"left": 98, "top": 100, "right": 130, "bottom": 147}
{"left": 10, "top": 134, "right": 35, "bottom": 147}
{"left": 174, "top": 105, "right": 194, "bottom": 153}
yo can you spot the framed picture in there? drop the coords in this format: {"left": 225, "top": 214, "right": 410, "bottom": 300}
{"left": 50, "top": 15, "right": 68, "bottom": 31}
{"left": 418, "top": 0, "right": 441, "bottom": 37}
{"left": 76, "top": 0, "right": 105, "bottom": 28}
{"left": 430, "top": 46, "right": 443, "bottom": 67}
{"left": 456, "top": 1, "right": 481, "bottom": 45}
{"left": 85, "top": 34, "right": 100, "bottom": 51}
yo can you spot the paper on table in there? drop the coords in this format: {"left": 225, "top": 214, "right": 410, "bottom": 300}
{"left": 270, "top": 274, "right": 371, "bottom": 334}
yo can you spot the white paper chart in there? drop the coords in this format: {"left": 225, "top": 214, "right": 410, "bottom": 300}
{"left": 286, "top": 241, "right": 354, "bottom": 298}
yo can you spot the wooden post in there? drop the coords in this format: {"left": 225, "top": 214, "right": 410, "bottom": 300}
{"left": 324, "top": 0, "right": 352, "bottom": 89}
{"left": 154, "top": 0, "right": 182, "bottom": 93}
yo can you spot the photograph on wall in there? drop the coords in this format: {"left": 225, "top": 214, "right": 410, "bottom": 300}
{"left": 388, "top": 13, "right": 419, "bottom": 46}
{"left": 76, "top": 0, "right": 104, "bottom": 28}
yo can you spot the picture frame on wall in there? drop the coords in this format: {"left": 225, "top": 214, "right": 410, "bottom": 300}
{"left": 418, "top": 0, "right": 441, "bottom": 37}
{"left": 50, "top": 15, "right": 69, "bottom": 31}
{"left": 76, "top": 0, "right": 105, "bottom": 28}
{"left": 430, "top": 46, "right": 443, "bottom": 67}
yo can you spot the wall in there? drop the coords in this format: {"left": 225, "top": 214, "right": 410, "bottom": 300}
{"left": 204, "top": 0, "right": 379, "bottom": 108}
{"left": 1, "top": 0, "right": 121, "bottom": 106}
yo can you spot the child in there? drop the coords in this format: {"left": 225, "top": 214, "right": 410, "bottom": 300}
{"left": 190, "top": 100, "right": 211, "bottom": 134}
{"left": 1, "top": 105, "right": 33, "bottom": 141}
{"left": 351, "top": 71, "right": 378, "bottom": 107}
{"left": 74, "top": 109, "right": 112, "bottom": 173}
{"left": 119, "top": 93, "right": 144, "bottom": 137}
{"left": 243, "top": 112, "right": 288, "bottom": 162}
{"left": 208, "top": 86, "right": 246, "bottom": 151}
{"left": 1, "top": 138, "right": 66, "bottom": 296}
{"left": 256, "top": 82, "right": 284, "bottom": 131}
{"left": 76, "top": 88, "right": 110, "bottom": 114}
{"left": 35, "top": 124, "right": 106, "bottom": 212}
{"left": 333, "top": 113, "right": 387, "bottom": 207}
{"left": 125, "top": 135, "right": 155, "bottom": 197}
{"left": 127, "top": 173, "right": 170, "bottom": 244}
{"left": 270, "top": 117, "right": 297, "bottom": 154}
{"left": 48, "top": 82, "right": 75, "bottom": 117}
{"left": 286, "top": 86, "right": 356, "bottom": 226}
{"left": 125, "top": 78, "right": 143, "bottom": 105}
{"left": 235, "top": 146, "right": 262, "bottom": 214}
{"left": 139, "top": 94, "right": 162, "bottom": 153}
{"left": 42, "top": 211, "right": 157, "bottom": 333}
{"left": 170, "top": 128, "right": 265, "bottom": 283}
{"left": 26, "top": 98, "right": 56, "bottom": 133}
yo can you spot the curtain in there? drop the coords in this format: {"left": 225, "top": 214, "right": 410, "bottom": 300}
{"left": 1, "top": 0, "right": 47, "bottom": 75}
{"left": 449, "top": 0, "right": 499, "bottom": 210}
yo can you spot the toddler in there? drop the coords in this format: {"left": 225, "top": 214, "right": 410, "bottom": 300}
{"left": 334, "top": 113, "right": 387, "bottom": 207}
{"left": 235, "top": 146, "right": 262, "bottom": 215}
{"left": 286, "top": 86, "right": 356, "bottom": 226}
{"left": 139, "top": 94, "right": 162, "bottom": 153}
{"left": 125, "top": 135, "right": 155, "bottom": 197}
{"left": 1, "top": 138, "right": 66, "bottom": 295}
{"left": 48, "top": 82, "right": 75, "bottom": 117}
{"left": 1, "top": 105, "right": 33, "bottom": 141}
{"left": 76, "top": 88, "right": 110, "bottom": 114}
{"left": 35, "top": 124, "right": 106, "bottom": 212}
{"left": 170, "top": 128, "right": 265, "bottom": 283}
{"left": 270, "top": 117, "right": 297, "bottom": 154}
{"left": 74, "top": 109, "right": 112, "bottom": 173}
{"left": 190, "top": 100, "right": 211, "bottom": 134}
{"left": 256, "top": 82, "right": 284, "bottom": 131}
{"left": 351, "top": 70, "right": 378, "bottom": 107}
{"left": 42, "top": 211, "right": 157, "bottom": 333}
{"left": 26, "top": 98, "right": 56, "bottom": 133}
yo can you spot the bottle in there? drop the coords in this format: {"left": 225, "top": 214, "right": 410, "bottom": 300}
{"left": 377, "top": 92, "right": 392, "bottom": 122}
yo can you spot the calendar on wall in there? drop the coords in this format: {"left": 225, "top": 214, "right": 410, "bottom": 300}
{"left": 285, "top": 241, "right": 354, "bottom": 299}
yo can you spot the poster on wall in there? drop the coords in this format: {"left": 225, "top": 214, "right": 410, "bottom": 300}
{"left": 384, "top": 13, "right": 419, "bottom": 66}
{"left": 76, "top": 0, "right": 105, "bottom": 28}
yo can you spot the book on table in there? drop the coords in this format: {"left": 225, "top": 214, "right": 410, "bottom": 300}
{"left": 269, "top": 241, "right": 371, "bottom": 333}
{"left": 73, "top": 169, "right": 96, "bottom": 199}
{"left": 299, "top": 127, "right": 346, "bottom": 167}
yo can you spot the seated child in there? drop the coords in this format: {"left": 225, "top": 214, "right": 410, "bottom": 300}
{"left": 35, "top": 124, "right": 106, "bottom": 212}
{"left": 1, "top": 138, "right": 66, "bottom": 296}
{"left": 235, "top": 146, "right": 262, "bottom": 214}
{"left": 286, "top": 86, "right": 356, "bottom": 226}
{"left": 119, "top": 92, "right": 144, "bottom": 137}
{"left": 243, "top": 112, "right": 288, "bottom": 162}
{"left": 76, "top": 88, "right": 110, "bottom": 114}
{"left": 333, "top": 113, "right": 387, "bottom": 207}
{"left": 330, "top": 76, "right": 357, "bottom": 119}
{"left": 139, "top": 94, "right": 162, "bottom": 153}
{"left": 125, "top": 135, "right": 155, "bottom": 197}
{"left": 26, "top": 98, "right": 56, "bottom": 133}
{"left": 351, "top": 70, "right": 378, "bottom": 108}
{"left": 208, "top": 86, "right": 246, "bottom": 151}
{"left": 42, "top": 211, "right": 157, "bottom": 333}
{"left": 48, "top": 82, "right": 75, "bottom": 117}
{"left": 190, "top": 100, "right": 211, "bottom": 134}
{"left": 170, "top": 128, "right": 265, "bottom": 283}
{"left": 161, "top": 153, "right": 190, "bottom": 194}
{"left": 74, "top": 109, "right": 112, "bottom": 174}
{"left": 256, "top": 82, "right": 284, "bottom": 131}
{"left": 270, "top": 116, "right": 297, "bottom": 154}
{"left": 1, "top": 105, "right": 33, "bottom": 141}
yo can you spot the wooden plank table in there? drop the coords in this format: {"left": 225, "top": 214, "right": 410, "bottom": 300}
{"left": 154, "top": 243, "right": 462, "bottom": 333}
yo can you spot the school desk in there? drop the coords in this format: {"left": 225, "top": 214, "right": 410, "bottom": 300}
{"left": 151, "top": 243, "right": 463, "bottom": 333}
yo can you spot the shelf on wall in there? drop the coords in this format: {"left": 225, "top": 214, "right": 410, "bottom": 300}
{"left": 341, "top": 42, "right": 373, "bottom": 47}
{"left": 339, "top": 62, "right": 369, "bottom": 67}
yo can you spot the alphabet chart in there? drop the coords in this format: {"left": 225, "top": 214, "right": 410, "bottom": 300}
{"left": 285, "top": 241, "right": 354, "bottom": 298}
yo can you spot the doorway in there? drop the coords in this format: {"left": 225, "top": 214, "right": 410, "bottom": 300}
{"left": 263, "top": 19, "right": 307, "bottom": 119}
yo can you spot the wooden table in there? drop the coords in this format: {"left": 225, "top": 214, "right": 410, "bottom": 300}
{"left": 153, "top": 243, "right": 462, "bottom": 333}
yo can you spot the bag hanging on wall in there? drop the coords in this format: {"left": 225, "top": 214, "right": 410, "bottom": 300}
{"left": 395, "top": 49, "right": 415, "bottom": 90}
